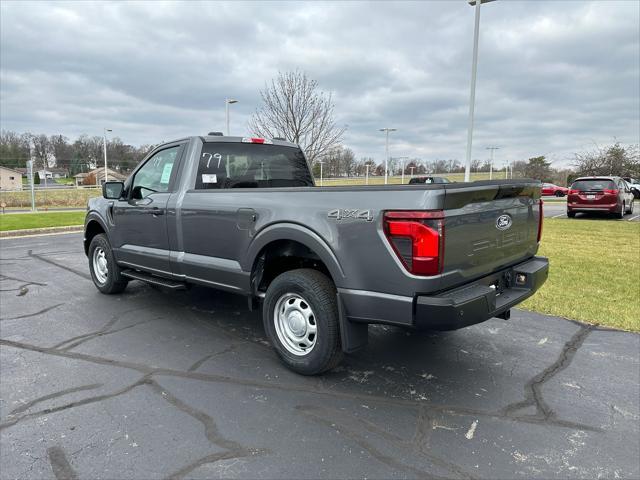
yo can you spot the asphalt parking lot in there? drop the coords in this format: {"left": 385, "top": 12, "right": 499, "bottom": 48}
{"left": 1, "top": 233, "right": 638, "bottom": 479}
{"left": 543, "top": 198, "right": 640, "bottom": 221}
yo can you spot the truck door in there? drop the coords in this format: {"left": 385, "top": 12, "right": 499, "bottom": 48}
{"left": 111, "top": 143, "right": 184, "bottom": 275}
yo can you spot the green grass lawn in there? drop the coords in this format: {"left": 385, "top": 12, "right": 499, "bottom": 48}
{"left": 521, "top": 218, "right": 640, "bottom": 331}
{"left": 0, "top": 211, "right": 85, "bottom": 232}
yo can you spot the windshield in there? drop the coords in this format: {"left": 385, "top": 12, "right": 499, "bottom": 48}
{"left": 571, "top": 179, "right": 616, "bottom": 191}
{"left": 196, "top": 143, "right": 314, "bottom": 189}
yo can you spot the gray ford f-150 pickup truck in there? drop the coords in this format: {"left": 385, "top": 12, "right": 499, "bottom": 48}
{"left": 85, "top": 134, "right": 548, "bottom": 374}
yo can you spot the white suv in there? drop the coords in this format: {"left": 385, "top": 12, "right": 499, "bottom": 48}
{"left": 623, "top": 177, "right": 640, "bottom": 199}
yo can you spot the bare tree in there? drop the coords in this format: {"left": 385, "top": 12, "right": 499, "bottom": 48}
{"left": 31, "top": 134, "right": 53, "bottom": 174}
{"left": 573, "top": 142, "right": 639, "bottom": 178}
{"left": 0, "top": 130, "right": 31, "bottom": 168}
{"left": 248, "top": 71, "right": 346, "bottom": 164}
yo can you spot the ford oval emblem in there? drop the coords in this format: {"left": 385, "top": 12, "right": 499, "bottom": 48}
{"left": 496, "top": 214, "right": 512, "bottom": 231}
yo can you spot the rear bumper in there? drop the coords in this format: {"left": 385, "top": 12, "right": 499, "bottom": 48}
{"left": 338, "top": 256, "right": 549, "bottom": 331}
{"left": 568, "top": 202, "right": 619, "bottom": 213}
{"left": 414, "top": 256, "right": 549, "bottom": 330}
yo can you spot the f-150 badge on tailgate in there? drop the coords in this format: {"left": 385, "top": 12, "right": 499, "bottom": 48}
{"left": 496, "top": 214, "right": 513, "bottom": 230}
{"left": 328, "top": 209, "right": 374, "bottom": 222}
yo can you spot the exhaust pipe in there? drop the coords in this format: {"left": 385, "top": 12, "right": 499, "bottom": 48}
{"left": 496, "top": 309, "right": 511, "bottom": 321}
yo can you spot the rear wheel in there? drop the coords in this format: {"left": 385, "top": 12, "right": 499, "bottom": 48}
{"left": 263, "top": 269, "right": 343, "bottom": 375}
{"left": 88, "top": 234, "right": 128, "bottom": 294}
{"left": 555, "top": 190, "right": 565, "bottom": 197}
{"left": 567, "top": 211, "right": 576, "bottom": 218}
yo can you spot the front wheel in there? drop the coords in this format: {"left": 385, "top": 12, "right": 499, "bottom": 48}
{"left": 263, "top": 269, "right": 343, "bottom": 375}
{"left": 618, "top": 203, "right": 625, "bottom": 219}
{"left": 626, "top": 201, "right": 634, "bottom": 214}
{"left": 88, "top": 234, "right": 128, "bottom": 294}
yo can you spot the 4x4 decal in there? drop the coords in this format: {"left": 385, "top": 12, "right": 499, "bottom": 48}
{"left": 327, "top": 209, "right": 374, "bottom": 222}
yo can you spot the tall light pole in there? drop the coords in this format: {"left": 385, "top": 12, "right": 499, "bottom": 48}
{"left": 103, "top": 128, "right": 112, "bottom": 184}
{"left": 225, "top": 98, "right": 238, "bottom": 136}
{"left": 27, "top": 158, "right": 35, "bottom": 212}
{"left": 395, "top": 156, "right": 408, "bottom": 184}
{"left": 365, "top": 163, "right": 370, "bottom": 185}
{"left": 486, "top": 146, "right": 499, "bottom": 180}
{"left": 379, "top": 128, "right": 396, "bottom": 185}
{"left": 464, "top": 0, "right": 495, "bottom": 183}
{"left": 319, "top": 161, "right": 324, "bottom": 186}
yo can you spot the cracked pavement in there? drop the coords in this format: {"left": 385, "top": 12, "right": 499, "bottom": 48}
{"left": 1, "top": 233, "right": 638, "bottom": 479}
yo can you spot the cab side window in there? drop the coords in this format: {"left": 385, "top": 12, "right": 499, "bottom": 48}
{"left": 131, "top": 146, "right": 181, "bottom": 198}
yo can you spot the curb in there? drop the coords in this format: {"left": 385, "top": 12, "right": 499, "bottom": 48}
{"left": 0, "top": 225, "right": 84, "bottom": 238}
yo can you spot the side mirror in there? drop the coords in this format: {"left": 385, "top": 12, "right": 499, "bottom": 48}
{"left": 103, "top": 181, "right": 124, "bottom": 199}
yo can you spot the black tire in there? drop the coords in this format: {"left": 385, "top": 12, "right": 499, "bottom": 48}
{"left": 88, "top": 233, "right": 128, "bottom": 294}
{"left": 617, "top": 203, "right": 625, "bottom": 219}
{"left": 567, "top": 211, "right": 576, "bottom": 218}
{"left": 262, "top": 269, "right": 343, "bottom": 375}
{"left": 626, "top": 201, "right": 634, "bottom": 214}
{"left": 555, "top": 191, "right": 565, "bottom": 197}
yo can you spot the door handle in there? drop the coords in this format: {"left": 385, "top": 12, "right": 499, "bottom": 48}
{"left": 148, "top": 207, "right": 165, "bottom": 216}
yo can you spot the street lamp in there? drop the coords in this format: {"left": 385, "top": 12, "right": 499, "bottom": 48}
{"left": 486, "top": 146, "right": 499, "bottom": 180}
{"left": 103, "top": 128, "right": 112, "bottom": 184}
{"left": 463, "top": 0, "right": 496, "bottom": 183}
{"left": 318, "top": 161, "right": 324, "bottom": 187}
{"left": 225, "top": 98, "right": 238, "bottom": 136}
{"left": 379, "top": 128, "right": 397, "bottom": 185}
{"left": 395, "top": 156, "right": 409, "bottom": 184}
{"left": 365, "top": 163, "right": 370, "bottom": 185}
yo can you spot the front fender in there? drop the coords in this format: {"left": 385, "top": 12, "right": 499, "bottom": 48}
{"left": 83, "top": 210, "right": 111, "bottom": 255}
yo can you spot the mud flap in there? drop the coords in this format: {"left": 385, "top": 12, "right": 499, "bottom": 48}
{"left": 337, "top": 291, "right": 368, "bottom": 353}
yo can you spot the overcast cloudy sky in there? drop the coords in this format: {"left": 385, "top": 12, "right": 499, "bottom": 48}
{"left": 1, "top": 0, "right": 638, "bottom": 167}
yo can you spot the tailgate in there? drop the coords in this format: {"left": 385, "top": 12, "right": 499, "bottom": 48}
{"left": 439, "top": 181, "right": 542, "bottom": 290}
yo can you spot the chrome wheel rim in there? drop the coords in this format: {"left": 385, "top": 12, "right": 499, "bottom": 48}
{"left": 273, "top": 293, "right": 317, "bottom": 356}
{"left": 92, "top": 247, "right": 108, "bottom": 285}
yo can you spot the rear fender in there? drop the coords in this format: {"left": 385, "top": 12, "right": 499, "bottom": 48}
{"left": 245, "top": 223, "right": 367, "bottom": 353}
{"left": 243, "top": 223, "right": 345, "bottom": 285}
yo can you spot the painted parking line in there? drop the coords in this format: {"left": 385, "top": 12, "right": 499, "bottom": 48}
{"left": 552, "top": 213, "right": 566, "bottom": 218}
{"left": 628, "top": 215, "right": 640, "bottom": 222}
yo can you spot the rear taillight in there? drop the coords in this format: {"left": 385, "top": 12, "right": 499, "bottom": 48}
{"left": 568, "top": 189, "right": 579, "bottom": 195}
{"left": 603, "top": 189, "right": 618, "bottom": 195}
{"left": 383, "top": 210, "right": 444, "bottom": 276}
{"left": 537, "top": 199, "right": 543, "bottom": 243}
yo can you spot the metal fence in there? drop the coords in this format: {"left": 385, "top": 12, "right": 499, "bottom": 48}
{"left": 0, "top": 186, "right": 101, "bottom": 209}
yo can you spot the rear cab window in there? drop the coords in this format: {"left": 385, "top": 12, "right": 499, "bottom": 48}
{"left": 195, "top": 142, "right": 314, "bottom": 189}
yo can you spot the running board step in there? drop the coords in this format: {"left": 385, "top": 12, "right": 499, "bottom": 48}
{"left": 121, "top": 270, "right": 187, "bottom": 290}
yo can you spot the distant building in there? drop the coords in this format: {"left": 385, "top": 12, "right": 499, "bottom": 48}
{"left": 0, "top": 166, "right": 23, "bottom": 191}
{"left": 74, "top": 168, "right": 127, "bottom": 186}
{"left": 36, "top": 168, "right": 69, "bottom": 179}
